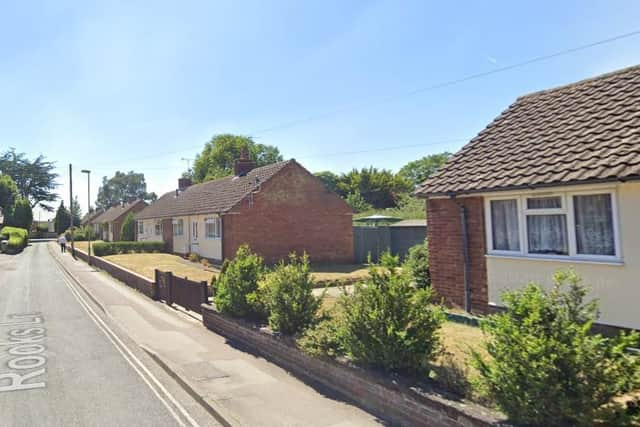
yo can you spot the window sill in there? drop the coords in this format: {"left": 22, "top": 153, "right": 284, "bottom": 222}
{"left": 486, "top": 253, "right": 624, "bottom": 266}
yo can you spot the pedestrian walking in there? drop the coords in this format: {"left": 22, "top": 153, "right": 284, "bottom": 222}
{"left": 58, "top": 234, "right": 67, "bottom": 253}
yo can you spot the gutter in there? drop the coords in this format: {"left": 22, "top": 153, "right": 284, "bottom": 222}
{"left": 451, "top": 195, "right": 472, "bottom": 313}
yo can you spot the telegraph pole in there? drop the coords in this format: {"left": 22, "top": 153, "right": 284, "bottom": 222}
{"left": 81, "top": 169, "right": 91, "bottom": 265}
{"left": 69, "top": 164, "right": 75, "bottom": 258}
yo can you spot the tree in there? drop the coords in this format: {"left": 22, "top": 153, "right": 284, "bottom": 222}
{"left": 192, "top": 134, "right": 283, "bottom": 182}
{"left": 5, "top": 198, "right": 33, "bottom": 230}
{"left": 54, "top": 201, "right": 71, "bottom": 234}
{"left": 71, "top": 196, "right": 82, "bottom": 227}
{"left": 398, "top": 152, "right": 451, "bottom": 187}
{"left": 96, "top": 171, "right": 157, "bottom": 210}
{"left": 314, "top": 171, "right": 340, "bottom": 193}
{"left": 120, "top": 212, "right": 135, "bottom": 241}
{"left": 336, "top": 167, "right": 411, "bottom": 209}
{"left": 0, "top": 148, "right": 59, "bottom": 212}
{"left": 0, "top": 174, "right": 18, "bottom": 218}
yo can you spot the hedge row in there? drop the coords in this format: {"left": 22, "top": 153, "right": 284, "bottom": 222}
{"left": 0, "top": 226, "right": 29, "bottom": 254}
{"left": 93, "top": 241, "right": 165, "bottom": 256}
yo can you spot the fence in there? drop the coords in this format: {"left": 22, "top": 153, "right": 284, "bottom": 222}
{"left": 353, "top": 221, "right": 426, "bottom": 263}
{"left": 154, "top": 270, "right": 209, "bottom": 314}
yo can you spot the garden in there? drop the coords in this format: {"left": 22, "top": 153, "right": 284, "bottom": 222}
{"left": 210, "top": 242, "right": 640, "bottom": 427}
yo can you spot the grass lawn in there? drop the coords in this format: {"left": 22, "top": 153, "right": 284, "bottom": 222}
{"left": 72, "top": 240, "right": 99, "bottom": 254}
{"left": 104, "top": 253, "right": 217, "bottom": 283}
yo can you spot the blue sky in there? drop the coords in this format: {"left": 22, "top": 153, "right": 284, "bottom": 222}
{"left": 2, "top": 1, "right": 640, "bottom": 219}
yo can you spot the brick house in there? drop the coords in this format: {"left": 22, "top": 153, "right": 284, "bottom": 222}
{"left": 135, "top": 154, "right": 354, "bottom": 264}
{"left": 91, "top": 200, "right": 147, "bottom": 241}
{"left": 415, "top": 65, "right": 640, "bottom": 330}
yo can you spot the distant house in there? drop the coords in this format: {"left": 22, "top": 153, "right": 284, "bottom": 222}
{"left": 80, "top": 210, "right": 103, "bottom": 227}
{"left": 91, "top": 200, "right": 147, "bottom": 241}
{"left": 135, "top": 152, "right": 353, "bottom": 264}
{"left": 415, "top": 65, "right": 640, "bottom": 330}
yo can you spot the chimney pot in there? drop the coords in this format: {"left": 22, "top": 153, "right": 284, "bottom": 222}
{"left": 178, "top": 177, "right": 192, "bottom": 191}
{"left": 234, "top": 148, "right": 257, "bottom": 176}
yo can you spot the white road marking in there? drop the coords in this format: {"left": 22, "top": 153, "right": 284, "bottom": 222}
{"left": 50, "top": 251, "right": 201, "bottom": 427}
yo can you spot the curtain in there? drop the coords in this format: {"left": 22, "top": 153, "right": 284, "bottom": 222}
{"left": 574, "top": 194, "right": 614, "bottom": 256}
{"left": 491, "top": 199, "right": 520, "bottom": 251}
{"left": 527, "top": 214, "right": 568, "bottom": 255}
{"left": 527, "top": 196, "right": 561, "bottom": 209}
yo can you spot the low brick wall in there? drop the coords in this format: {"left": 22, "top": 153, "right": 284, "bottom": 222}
{"left": 74, "top": 248, "right": 157, "bottom": 299}
{"left": 201, "top": 304, "right": 504, "bottom": 427}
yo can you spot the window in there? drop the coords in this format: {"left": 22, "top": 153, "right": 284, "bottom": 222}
{"left": 490, "top": 199, "right": 520, "bottom": 251}
{"left": 192, "top": 220, "right": 198, "bottom": 239}
{"left": 486, "top": 190, "right": 619, "bottom": 260}
{"left": 155, "top": 220, "right": 162, "bottom": 236}
{"left": 138, "top": 221, "right": 144, "bottom": 234}
{"left": 172, "top": 219, "right": 184, "bottom": 236}
{"left": 574, "top": 194, "right": 615, "bottom": 256}
{"left": 205, "top": 217, "right": 221, "bottom": 239}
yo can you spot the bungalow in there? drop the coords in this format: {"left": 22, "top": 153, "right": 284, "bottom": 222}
{"left": 135, "top": 153, "right": 354, "bottom": 264}
{"left": 415, "top": 65, "right": 640, "bottom": 330}
{"left": 91, "top": 200, "right": 147, "bottom": 241}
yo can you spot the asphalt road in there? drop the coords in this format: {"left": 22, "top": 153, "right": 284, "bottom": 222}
{"left": 0, "top": 242, "right": 212, "bottom": 427}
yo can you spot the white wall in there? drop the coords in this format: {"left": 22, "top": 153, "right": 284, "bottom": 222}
{"left": 137, "top": 219, "right": 162, "bottom": 242}
{"left": 486, "top": 181, "right": 640, "bottom": 329}
{"left": 172, "top": 214, "right": 222, "bottom": 260}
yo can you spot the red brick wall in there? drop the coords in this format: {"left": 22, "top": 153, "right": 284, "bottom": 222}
{"left": 426, "top": 196, "right": 488, "bottom": 313}
{"left": 111, "top": 202, "right": 147, "bottom": 241}
{"left": 223, "top": 162, "right": 354, "bottom": 264}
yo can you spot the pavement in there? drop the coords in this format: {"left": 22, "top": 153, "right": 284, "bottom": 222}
{"left": 37, "top": 242, "right": 381, "bottom": 426}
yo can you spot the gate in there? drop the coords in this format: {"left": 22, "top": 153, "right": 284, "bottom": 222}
{"left": 154, "top": 269, "right": 208, "bottom": 314}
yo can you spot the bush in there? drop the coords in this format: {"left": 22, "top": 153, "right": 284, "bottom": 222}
{"left": 345, "top": 191, "right": 371, "bottom": 213}
{"left": 259, "top": 253, "right": 321, "bottom": 335}
{"left": 120, "top": 212, "right": 135, "bottom": 241}
{"left": 92, "top": 241, "right": 165, "bottom": 256}
{"left": 5, "top": 198, "right": 33, "bottom": 230}
{"left": 404, "top": 242, "right": 430, "bottom": 288}
{"left": 213, "top": 245, "right": 265, "bottom": 319}
{"left": 0, "top": 226, "right": 28, "bottom": 254}
{"left": 472, "top": 270, "right": 640, "bottom": 427}
{"left": 65, "top": 226, "right": 95, "bottom": 242}
{"left": 188, "top": 252, "right": 201, "bottom": 263}
{"left": 300, "top": 261, "right": 445, "bottom": 374}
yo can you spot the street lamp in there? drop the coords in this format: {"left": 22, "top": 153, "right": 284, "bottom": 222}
{"left": 81, "top": 169, "right": 92, "bottom": 266}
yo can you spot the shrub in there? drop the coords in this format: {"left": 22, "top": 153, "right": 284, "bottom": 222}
{"left": 301, "top": 262, "right": 445, "bottom": 374}
{"left": 472, "top": 270, "right": 640, "bottom": 427}
{"left": 404, "top": 242, "right": 430, "bottom": 288}
{"left": 92, "top": 241, "right": 164, "bottom": 256}
{"left": 213, "top": 245, "right": 265, "bottom": 319}
{"left": 259, "top": 253, "right": 321, "bottom": 335}
{"left": 5, "top": 198, "right": 33, "bottom": 230}
{"left": 120, "top": 213, "right": 135, "bottom": 241}
{"left": 65, "top": 226, "right": 95, "bottom": 242}
{"left": 0, "top": 226, "right": 28, "bottom": 254}
{"left": 345, "top": 191, "right": 372, "bottom": 213}
{"left": 188, "top": 252, "right": 201, "bottom": 263}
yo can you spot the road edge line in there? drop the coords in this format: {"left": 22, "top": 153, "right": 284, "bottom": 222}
{"left": 140, "top": 345, "right": 235, "bottom": 427}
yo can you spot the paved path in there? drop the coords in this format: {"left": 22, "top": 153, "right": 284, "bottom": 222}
{"left": 0, "top": 242, "right": 219, "bottom": 427}
{"left": 48, "top": 243, "right": 381, "bottom": 426}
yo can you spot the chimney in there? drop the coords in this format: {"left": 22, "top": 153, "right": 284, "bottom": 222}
{"left": 234, "top": 147, "right": 257, "bottom": 176}
{"left": 178, "top": 177, "right": 192, "bottom": 191}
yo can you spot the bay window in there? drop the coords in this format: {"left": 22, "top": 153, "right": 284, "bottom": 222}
{"left": 486, "top": 190, "right": 619, "bottom": 261}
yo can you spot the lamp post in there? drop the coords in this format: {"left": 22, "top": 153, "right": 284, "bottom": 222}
{"left": 81, "top": 169, "right": 91, "bottom": 265}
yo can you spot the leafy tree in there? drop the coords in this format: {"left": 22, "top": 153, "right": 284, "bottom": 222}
{"left": 120, "top": 212, "right": 135, "bottom": 241}
{"left": 398, "top": 152, "right": 451, "bottom": 187}
{"left": 0, "top": 148, "right": 58, "bottom": 212}
{"left": 96, "top": 171, "right": 157, "bottom": 210}
{"left": 472, "top": 270, "right": 640, "bottom": 426}
{"left": 404, "top": 242, "right": 430, "bottom": 288}
{"left": 54, "top": 201, "right": 71, "bottom": 234}
{"left": 314, "top": 171, "right": 340, "bottom": 193}
{"left": 259, "top": 253, "right": 321, "bottom": 335}
{"left": 213, "top": 245, "right": 266, "bottom": 319}
{"left": 345, "top": 191, "right": 370, "bottom": 213}
{"left": 0, "top": 174, "right": 18, "bottom": 218}
{"left": 336, "top": 167, "right": 411, "bottom": 209}
{"left": 5, "top": 198, "right": 33, "bottom": 230}
{"left": 192, "top": 134, "right": 283, "bottom": 182}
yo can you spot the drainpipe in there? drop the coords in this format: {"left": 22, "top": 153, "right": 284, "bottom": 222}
{"left": 451, "top": 195, "right": 472, "bottom": 313}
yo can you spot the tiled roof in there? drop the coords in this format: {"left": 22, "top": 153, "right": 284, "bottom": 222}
{"left": 415, "top": 65, "right": 640, "bottom": 196}
{"left": 135, "top": 160, "right": 293, "bottom": 220}
{"left": 93, "top": 200, "right": 146, "bottom": 223}
{"left": 80, "top": 210, "right": 103, "bottom": 225}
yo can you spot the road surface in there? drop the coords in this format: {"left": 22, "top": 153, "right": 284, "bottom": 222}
{"left": 0, "top": 242, "right": 217, "bottom": 427}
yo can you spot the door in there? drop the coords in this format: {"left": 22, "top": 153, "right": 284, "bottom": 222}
{"left": 190, "top": 219, "right": 199, "bottom": 254}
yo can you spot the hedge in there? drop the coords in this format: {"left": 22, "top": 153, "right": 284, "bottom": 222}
{"left": 92, "top": 241, "right": 165, "bottom": 256}
{"left": 0, "top": 226, "right": 29, "bottom": 254}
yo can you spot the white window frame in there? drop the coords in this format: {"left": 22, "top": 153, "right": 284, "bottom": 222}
{"left": 172, "top": 219, "right": 184, "bottom": 236}
{"left": 485, "top": 188, "right": 621, "bottom": 263}
{"left": 205, "top": 217, "right": 222, "bottom": 239}
{"left": 154, "top": 220, "right": 162, "bottom": 236}
{"left": 138, "top": 221, "right": 144, "bottom": 235}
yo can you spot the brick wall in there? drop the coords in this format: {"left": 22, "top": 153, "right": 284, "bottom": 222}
{"left": 223, "top": 162, "right": 354, "bottom": 263}
{"left": 202, "top": 305, "right": 503, "bottom": 427}
{"left": 426, "top": 196, "right": 488, "bottom": 313}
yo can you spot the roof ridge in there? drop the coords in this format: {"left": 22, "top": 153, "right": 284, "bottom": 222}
{"left": 187, "top": 159, "right": 293, "bottom": 190}
{"left": 516, "top": 63, "right": 640, "bottom": 100}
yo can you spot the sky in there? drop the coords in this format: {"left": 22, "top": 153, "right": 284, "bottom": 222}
{"left": 1, "top": 1, "right": 640, "bottom": 220}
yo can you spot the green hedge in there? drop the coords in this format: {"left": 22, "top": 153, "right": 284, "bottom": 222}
{"left": 92, "top": 241, "right": 165, "bottom": 256}
{"left": 0, "top": 226, "right": 29, "bottom": 254}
